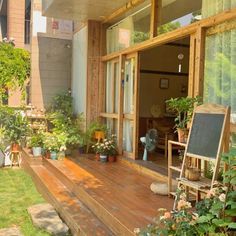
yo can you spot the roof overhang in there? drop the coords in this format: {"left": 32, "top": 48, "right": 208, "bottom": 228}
{"left": 42, "top": 0, "right": 134, "bottom": 22}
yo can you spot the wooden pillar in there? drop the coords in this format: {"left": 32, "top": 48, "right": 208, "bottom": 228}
{"left": 7, "top": 0, "right": 25, "bottom": 48}
{"left": 117, "top": 55, "right": 125, "bottom": 154}
{"left": 86, "top": 20, "right": 102, "bottom": 124}
{"left": 193, "top": 27, "right": 206, "bottom": 97}
{"left": 150, "top": 0, "right": 160, "bottom": 38}
{"left": 188, "top": 33, "right": 196, "bottom": 97}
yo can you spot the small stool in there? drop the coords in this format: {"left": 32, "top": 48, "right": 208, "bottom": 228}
{"left": 10, "top": 151, "right": 21, "bottom": 167}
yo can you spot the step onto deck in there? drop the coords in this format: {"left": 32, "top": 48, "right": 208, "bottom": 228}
{"left": 43, "top": 157, "right": 173, "bottom": 236}
{"left": 30, "top": 165, "right": 114, "bottom": 236}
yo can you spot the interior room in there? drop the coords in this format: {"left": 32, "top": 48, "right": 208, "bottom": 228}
{"left": 138, "top": 37, "right": 190, "bottom": 171}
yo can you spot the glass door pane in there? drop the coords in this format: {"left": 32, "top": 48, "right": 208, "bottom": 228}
{"left": 123, "top": 55, "right": 137, "bottom": 156}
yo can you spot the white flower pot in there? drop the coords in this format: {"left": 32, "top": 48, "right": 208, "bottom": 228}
{"left": 100, "top": 155, "right": 107, "bottom": 163}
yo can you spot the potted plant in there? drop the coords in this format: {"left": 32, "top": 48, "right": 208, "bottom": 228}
{"left": 29, "top": 131, "right": 44, "bottom": 157}
{"left": 92, "top": 142, "right": 102, "bottom": 161}
{"left": 166, "top": 96, "right": 201, "bottom": 142}
{"left": 43, "top": 132, "right": 62, "bottom": 160}
{"left": 106, "top": 134, "right": 118, "bottom": 162}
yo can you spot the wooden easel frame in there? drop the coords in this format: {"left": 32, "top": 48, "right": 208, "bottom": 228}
{"left": 178, "top": 103, "right": 230, "bottom": 201}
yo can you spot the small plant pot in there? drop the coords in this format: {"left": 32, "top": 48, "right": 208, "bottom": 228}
{"left": 185, "top": 168, "right": 200, "bottom": 181}
{"left": 100, "top": 155, "right": 107, "bottom": 163}
{"left": 95, "top": 153, "right": 100, "bottom": 161}
{"left": 108, "top": 155, "right": 116, "bottom": 162}
{"left": 78, "top": 146, "right": 85, "bottom": 154}
{"left": 50, "top": 151, "right": 58, "bottom": 160}
{"left": 44, "top": 151, "right": 51, "bottom": 159}
{"left": 32, "top": 147, "right": 42, "bottom": 157}
{"left": 57, "top": 151, "right": 65, "bottom": 161}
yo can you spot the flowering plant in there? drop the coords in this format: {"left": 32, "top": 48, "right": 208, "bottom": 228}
{"left": 43, "top": 132, "right": 67, "bottom": 152}
{"left": 92, "top": 134, "right": 118, "bottom": 156}
{"left": 137, "top": 148, "right": 236, "bottom": 236}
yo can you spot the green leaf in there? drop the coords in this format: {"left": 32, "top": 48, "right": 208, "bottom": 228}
{"left": 197, "top": 215, "right": 210, "bottom": 223}
{"left": 228, "top": 222, "right": 236, "bottom": 229}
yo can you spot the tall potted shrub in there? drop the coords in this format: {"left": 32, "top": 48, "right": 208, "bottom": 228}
{"left": 166, "top": 96, "right": 201, "bottom": 143}
{"left": 0, "top": 107, "right": 30, "bottom": 151}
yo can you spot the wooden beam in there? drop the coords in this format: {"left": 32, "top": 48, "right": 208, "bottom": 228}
{"left": 150, "top": 0, "right": 159, "bottom": 38}
{"left": 102, "top": 0, "right": 146, "bottom": 24}
{"left": 140, "top": 69, "right": 188, "bottom": 76}
{"left": 102, "top": 7, "right": 236, "bottom": 61}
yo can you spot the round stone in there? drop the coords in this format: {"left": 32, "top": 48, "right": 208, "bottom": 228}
{"left": 150, "top": 182, "right": 168, "bottom": 195}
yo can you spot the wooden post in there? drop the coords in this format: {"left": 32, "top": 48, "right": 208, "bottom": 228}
{"left": 150, "top": 0, "right": 160, "bottom": 38}
{"left": 194, "top": 27, "right": 206, "bottom": 97}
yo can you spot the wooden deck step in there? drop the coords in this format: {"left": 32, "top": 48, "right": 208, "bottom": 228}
{"left": 43, "top": 157, "right": 174, "bottom": 236}
{"left": 30, "top": 165, "right": 114, "bottom": 236}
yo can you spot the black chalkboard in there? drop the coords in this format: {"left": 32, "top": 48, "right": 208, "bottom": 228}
{"left": 187, "top": 113, "right": 225, "bottom": 159}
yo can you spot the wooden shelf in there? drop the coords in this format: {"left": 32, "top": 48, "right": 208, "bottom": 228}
{"left": 169, "top": 166, "right": 181, "bottom": 172}
{"left": 178, "top": 177, "right": 211, "bottom": 193}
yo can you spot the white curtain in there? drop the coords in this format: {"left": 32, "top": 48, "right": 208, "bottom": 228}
{"left": 203, "top": 0, "right": 236, "bottom": 145}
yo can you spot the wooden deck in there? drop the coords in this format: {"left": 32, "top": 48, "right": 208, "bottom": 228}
{"left": 22, "top": 150, "right": 174, "bottom": 236}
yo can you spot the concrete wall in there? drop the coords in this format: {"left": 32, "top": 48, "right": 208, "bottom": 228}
{"left": 139, "top": 44, "right": 189, "bottom": 117}
{"left": 30, "top": 36, "right": 72, "bottom": 109}
{"left": 71, "top": 26, "right": 88, "bottom": 115}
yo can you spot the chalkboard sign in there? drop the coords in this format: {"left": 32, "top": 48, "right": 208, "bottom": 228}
{"left": 187, "top": 113, "right": 225, "bottom": 159}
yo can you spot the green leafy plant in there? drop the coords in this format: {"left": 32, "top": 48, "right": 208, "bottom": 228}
{"left": 42, "top": 132, "right": 65, "bottom": 152}
{"left": 48, "top": 91, "right": 73, "bottom": 117}
{"left": 138, "top": 148, "right": 236, "bottom": 236}
{"left": 166, "top": 96, "right": 202, "bottom": 130}
{"left": 29, "top": 131, "right": 44, "bottom": 148}
{"left": 0, "top": 41, "right": 30, "bottom": 103}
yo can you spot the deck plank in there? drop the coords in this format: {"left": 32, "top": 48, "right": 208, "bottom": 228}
{"left": 45, "top": 156, "right": 173, "bottom": 234}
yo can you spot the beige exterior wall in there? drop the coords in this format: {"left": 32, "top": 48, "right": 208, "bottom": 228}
{"left": 30, "top": 0, "right": 73, "bottom": 109}
{"left": 30, "top": 36, "right": 71, "bottom": 109}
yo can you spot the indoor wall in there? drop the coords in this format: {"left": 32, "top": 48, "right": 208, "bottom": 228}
{"left": 139, "top": 42, "right": 189, "bottom": 118}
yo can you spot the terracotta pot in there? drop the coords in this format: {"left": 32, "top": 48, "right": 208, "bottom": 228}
{"left": 177, "top": 128, "right": 188, "bottom": 143}
{"left": 108, "top": 155, "right": 116, "bottom": 162}
{"left": 45, "top": 151, "right": 51, "bottom": 159}
{"left": 95, "top": 153, "right": 100, "bottom": 161}
{"left": 11, "top": 143, "right": 21, "bottom": 152}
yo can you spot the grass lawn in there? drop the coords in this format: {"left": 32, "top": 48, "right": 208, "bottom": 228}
{"left": 0, "top": 168, "right": 51, "bottom": 236}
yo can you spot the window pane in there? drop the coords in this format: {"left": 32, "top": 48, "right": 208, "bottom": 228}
{"left": 123, "top": 119, "right": 134, "bottom": 152}
{"left": 105, "top": 118, "right": 118, "bottom": 137}
{"left": 124, "top": 58, "right": 135, "bottom": 114}
{"left": 106, "top": 2, "right": 151, "bottom": 54}
{"left": 157, "top": 0, "right": 202, "bottom": 35}
{"left": 105, "top": 61, "right": 119, "bottom": 113}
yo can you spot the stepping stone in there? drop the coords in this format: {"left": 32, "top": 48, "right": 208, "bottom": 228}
{"left": 0, "top": 227, "right": 23, "bottom": 236}
{"left": 28, "top": 203, "right": 69, "bottom": 236}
